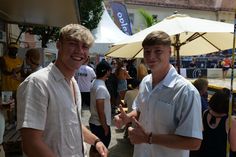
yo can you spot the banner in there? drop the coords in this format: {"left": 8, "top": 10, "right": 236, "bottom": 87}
{"left": 110, "top": 2, "right": 132, "bottom": 35}
{"left": 186, "top": 68, "right": 207, "bottom": 78}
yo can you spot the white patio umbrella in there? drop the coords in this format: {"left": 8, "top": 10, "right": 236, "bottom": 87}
{"left": 105, "top": 14, "right": 234, "bottom": 72}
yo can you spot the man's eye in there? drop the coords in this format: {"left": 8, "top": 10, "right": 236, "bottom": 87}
{"left": 144, "top": 50, "right": 151, "bottom": 54}
{"left": 83, "top": 45, "right": 89, "bottom": 49}
{"left": 154, "top": 50, "right": 162, "bottom": 54}
{"left": 68, "top": 41, "right": 77, "bottom": 46}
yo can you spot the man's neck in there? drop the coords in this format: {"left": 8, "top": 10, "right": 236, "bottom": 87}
{"left": 54, "top": 61, "right": 75, "bottom": 81}
{"left": 152, "top": 64, "right": 170, "bottom": 87}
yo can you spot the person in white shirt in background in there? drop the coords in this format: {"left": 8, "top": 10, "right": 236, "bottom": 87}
{"left": 89, "top": 61, "right": 112, "bottom": 156}
{"left": 75, "top": 57, "right": 96, "bottom": 107}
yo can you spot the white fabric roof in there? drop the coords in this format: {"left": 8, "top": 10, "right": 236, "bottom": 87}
{"left": 90, "top": 6, "right": 129, "bottom": 54}
{"left": 0, "top": 0, "right": 79, "bottom": 27}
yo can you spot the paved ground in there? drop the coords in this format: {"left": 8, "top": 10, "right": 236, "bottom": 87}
{"left": 81, "top": 106, "right": 134, "bottom": 157}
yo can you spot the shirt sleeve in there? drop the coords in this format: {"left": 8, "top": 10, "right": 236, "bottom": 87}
{"left": 95, "top": 86, "right": 107, "bottom": 100}
{"left": 17, "top": 77, "right": 48, "bottom": 131}
{"left": 175, "top": 87, "right": 203, "bottom": 140}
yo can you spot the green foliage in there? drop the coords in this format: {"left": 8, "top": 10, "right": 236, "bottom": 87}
{"left": 79, "top": 0, "right": 104, "bottom": 30}
{"left": 18, "top": 25, "right": 60, "bottom": 48}
{"left": 138, "top": 9, "right": 157, "bottom": 28}
{"left": 17, "top": 0, "right": 104, "bottom": 47}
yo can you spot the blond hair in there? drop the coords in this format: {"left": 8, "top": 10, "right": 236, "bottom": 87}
{"left": 59, "top": 24, "right": 94, "bottom": 48}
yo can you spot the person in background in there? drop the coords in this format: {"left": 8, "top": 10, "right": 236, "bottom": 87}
{"left": 221, "top": 55, "right": 231, "bottom": 80}
{"left": 89, "top": 61, "right": 95, "bottom": 70}
{"left": 21, "top": 48, "right": 42, "bottom": 80}
{"left": 89, "top": 61, "right": 112, "bottom": 156}
{"left": 105, "top": 59, "right": 118, "bottom": 114}
{"left": 232, "top": 100, "right": 236, "bottom": 157}
{"left": 190, "top": 88, "right": 236, "bottom": 157}
{"left": 0, "top": 92, "right": 15, "bottom": 157}
{"left": 115, "top": 60, "right": 132, "bottom": 103}
{"left": 189, "top": 57, "right": 197, "bottom": 68}
{"left": 75, "top": 57, "right": 96, "bottom": 107}
{"left": 0, "top": 43, "right": 23, "bottom": 91}
{"left": 124, "top": 79, "right": 140, "bottom": 113}
{"left": 17, "top": 24, "right": 108, "bottom": 157}
{"left": 123, "top": 79, "right": 140, "bottom": 138}
{"left": 126, "top": 59, "right": 137, "bottom": 88}
{"left": 0, "top": 42, "right": 23, "bottom": 125}
{"left": 114, "top": 31, "right": 202, "bottom": 157}
{"left": 193, "top": 78, "right": 209, "bottom": 113}
{"left": 137, "top": 58, "right": 148, "bottom": 81}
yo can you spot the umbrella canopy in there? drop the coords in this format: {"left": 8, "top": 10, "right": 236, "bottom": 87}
{"left": 105, "top": 14, "right": 234, "bottom": 72}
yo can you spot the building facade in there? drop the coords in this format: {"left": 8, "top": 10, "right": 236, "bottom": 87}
{"left": 106, "top": 0, "right": 235, "bottom": 33}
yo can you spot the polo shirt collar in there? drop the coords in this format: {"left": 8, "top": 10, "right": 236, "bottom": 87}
{"left": 162, "top": 65, "right": 178, "bottom": 88}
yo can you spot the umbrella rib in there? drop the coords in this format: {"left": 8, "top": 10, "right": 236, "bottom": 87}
{"left": 178, "top": 33, "right": 202, "bottom": 47}
{"left": 182, "top": 32, "right": 206, "bottom": 45}
{"left": 132, "top": 47, "right": 143, "bottom": 59}
{"left": 105, "top": 44, "right": 126, "bottom": 56}
{"left": 200, "top": 34, "right": 221, "bottom": 51}
{"left": 182, "top": 32, "right": 221, "bottom": 51}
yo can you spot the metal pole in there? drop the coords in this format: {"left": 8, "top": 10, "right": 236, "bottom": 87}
{"left": 175, "top": 34, "right": 181, "bottom": 74}
{"left": 226, "top": 9, "right": 236, "bottom": 157}
{"left": 75, "top": 0, "right": 81, "bottom": 24}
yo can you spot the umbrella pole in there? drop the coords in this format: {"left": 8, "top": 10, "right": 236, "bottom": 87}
{"left": 175, "top": 34, "right": 181, "bottom": 74}
{"left": 226, "top": 11, "right": 236, "bottom": 157}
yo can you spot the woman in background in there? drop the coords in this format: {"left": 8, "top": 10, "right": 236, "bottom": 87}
{"left": 0, "top": 93, "right": 14, "bottom": 157}
{"left": 115, "top": 60, "right": 131, "bottom": 104}
{"left": 191, "top": 88, "right": 236, "bottom": 157}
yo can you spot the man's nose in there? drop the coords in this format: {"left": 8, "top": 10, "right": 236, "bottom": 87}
{"left": 76, "top": 43, "right": 85, "bottom": 54}
{"left": 149, "top": 51, "right": 156, "bottom": 59}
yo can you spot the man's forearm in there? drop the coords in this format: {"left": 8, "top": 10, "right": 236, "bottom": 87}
{"left": 22, "top": 136, "right": 56, "bottom": 157}
{"left": 151, "top": 134, "right": 201, "bottom": 150}
{"left": 82, "top": 125, "right": 99, "bottom": 145}
{"left": 98, "top": 111, "right": 108, "bottom": 129}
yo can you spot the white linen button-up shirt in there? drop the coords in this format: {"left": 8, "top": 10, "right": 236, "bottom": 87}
{"left": 132, "top": 65, "right": 203, "bottom": 157}
{"left": 17, "top": 63, "right": 85, "bottom": 157}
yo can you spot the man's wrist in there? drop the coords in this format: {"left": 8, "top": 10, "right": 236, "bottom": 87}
{"left": 94, "top": 138, "right": 101, "bottom": 147}
{"left": 147, "top": 132, "right": 152, "bottom": 144}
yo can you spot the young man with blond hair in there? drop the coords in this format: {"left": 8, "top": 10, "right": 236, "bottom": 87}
{"left": 17, "top": 24, "right": 108, "bottom": 157}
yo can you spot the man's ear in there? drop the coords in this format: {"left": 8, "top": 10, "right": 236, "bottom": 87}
{"left": 168, "top": 47, "right": 172, "bottom": 55}
{"left": 56, "top": 41, "right": 61, "bottom": 49}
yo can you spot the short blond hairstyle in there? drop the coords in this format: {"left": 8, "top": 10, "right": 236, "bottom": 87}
{"left": 142, "top": 31, "right": 171, "bottom": 47}
{"left": 59, "top": 24, "right": 94, "bottom": 48}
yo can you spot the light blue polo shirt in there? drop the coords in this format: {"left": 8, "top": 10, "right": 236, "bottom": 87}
{"left": 132, "top": 65, "right": 203, "bottom": 157}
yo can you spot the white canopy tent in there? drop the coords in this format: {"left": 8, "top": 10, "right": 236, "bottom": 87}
{"left": 90, "top": 6, "right": 129, "bottom": 54}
